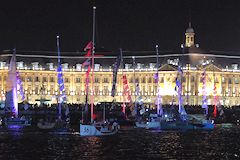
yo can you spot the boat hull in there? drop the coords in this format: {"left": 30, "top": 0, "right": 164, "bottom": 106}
{"left": 80, "top": 123, "right": 119, "bottom": 136}
{"left": 160, "top": 121, "right": 214, "bottom": 130}
{"left": 37, "top": 122, "right": 55, "bottom": 130}
{"left": 4, "top": 118, "right": 31, "bottom": 128}
{"left": 135, "top": 121, "right": 160, "bottom": 129}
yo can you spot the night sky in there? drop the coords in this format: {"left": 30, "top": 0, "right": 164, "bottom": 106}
{"left": 0, "top": 0, "right": 240, "bottom": 54}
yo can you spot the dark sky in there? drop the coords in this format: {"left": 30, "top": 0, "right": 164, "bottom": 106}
{"left": 0, "top": 0, "right": 240, "bottom": 54}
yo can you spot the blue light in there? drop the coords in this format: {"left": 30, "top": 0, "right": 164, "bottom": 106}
{"left": 8, "top": 125, "right": 22, "bottom": 130}
{"left": 164, "top": 114, "right": 168, "bottom": 118}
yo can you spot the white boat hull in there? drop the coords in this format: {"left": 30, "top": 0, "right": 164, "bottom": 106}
{"left": 80, "top": 123, "right": 119, "bottom": 136}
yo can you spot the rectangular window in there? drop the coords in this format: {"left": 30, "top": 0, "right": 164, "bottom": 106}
{"left": 43, "top": 77, "right": 47, "bottom": 82}
{"left": 135, "top": 78, "right": 139, "bottom": 83}
{"left": 35, "top": 86, "right": 39, "bottom": 94}
{"left": 103, "top": 86, "right": 108, "bottom": 95}
{"left": 191, "top": 76, "right": 194, "bottom": 82}
{"left": 235, "top": 77, "right": 239, "bottom": 84}
{"left": 64, "top": 78, "right": 69, "bottom": 83}
{"left": 94, "top": 77, "right": 99, "bottom": 83}
{"left": 35, "top": 76, "right": 39, "bottom": 82}
{"left": 27, "top": 77, "right": 32, "bottom": 82}
{"left": 129, "top": 78, "right": 133, "bottom": 83}
{"left": 222, "top": 76, "right": 225, "bottom": 83}
{"left": 228, "top": 78, "right": 232, "bottom": 84}
{"left": 214, "top": 76, "right": 219, "bottom": 83}
{"left": 76, "top": 77, "right": 81, "bottom": 83}
{"left": 103, "top": 77, "right": 109, "bottom": 83}
{"left": 76, "top": 86, "right": 81, "bottom": 95}
{"left": 148, "top": 77, "right": 152, "bottom": 83}
{"left": 160, "top": 77, "right": 164, "bottom": 83}
{"left": 95, "top": 86, "right": 99, "bottom": 95}
{"left": 50, "top": 77, "right": 54, "bottom": 82}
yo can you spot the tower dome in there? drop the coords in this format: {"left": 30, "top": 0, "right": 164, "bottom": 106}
{"left": 186, "top": 27, "right": 194, "bottom": 33}
{"left": 185, "top": 22, "right": 195, "bottom": 47}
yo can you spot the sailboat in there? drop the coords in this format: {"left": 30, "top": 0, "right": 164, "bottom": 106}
{"left": 159, "top": 68, "right": 214, "bottom": 130}
{"left": 135, "top": 45, "right": 162, "bottom": 129}
{"left": 4, "top": 49, "right": 31, "bottom": 128}
{"left": 79, "top": 6, "right": 119, "bottom": 136}
{"left": 37, "top": 36, "right": 70, "bottom": 132}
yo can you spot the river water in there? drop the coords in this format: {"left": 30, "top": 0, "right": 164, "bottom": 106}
{"left": 0, "top": 126, "right": 239, "bottom": 160}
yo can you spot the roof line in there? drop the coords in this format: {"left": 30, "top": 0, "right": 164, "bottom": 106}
{"left": 1, "top": 53, "right": 240, "bottom": 59}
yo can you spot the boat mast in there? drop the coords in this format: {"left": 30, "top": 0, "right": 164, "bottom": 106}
{"left": 90, "top": 6, "right": 96, "bottom": 123}
{"left": 57, "top": 35, "right": 62, "bottom": 119}
{"left": 120, "top": 48, "right": 126, "bottom": 114}
{"left": 133, "top": 56, "right": 137, "bottom": 116}
{"left": 155, "top": 44, "right": 161, "bottom": 115}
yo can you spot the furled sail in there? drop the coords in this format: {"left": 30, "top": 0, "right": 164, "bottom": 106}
{"left": 5, "top": 51, "right": 18, "bottom": 117}
{"left": 175, "top": 66, "right": 187, "bottom": 118}
{"left": 57, "top": 36, "right": 67, "bottom": 119}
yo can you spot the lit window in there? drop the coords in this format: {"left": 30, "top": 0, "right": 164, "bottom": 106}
{"left": 76, "top": 77, "right": 81, "bottom": 83}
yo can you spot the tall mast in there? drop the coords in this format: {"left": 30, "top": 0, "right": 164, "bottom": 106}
{"left": 90, "top": 6, "right": 96, "bottom": 123}
{"left": 155, "top": 44, "right": 161, "bottom": 115}
{"left": 120, "top": 48, "right": 126, "bottom": 114}
{"left": 57, "top": 35, "right": 62, "bottom": 119}
{"left": 133, "top": 56, "right": 137, "bottom": 116}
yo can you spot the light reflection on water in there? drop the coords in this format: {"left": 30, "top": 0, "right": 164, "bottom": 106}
{"left": 0, "top": 126, "right": 240, "bottom": 160}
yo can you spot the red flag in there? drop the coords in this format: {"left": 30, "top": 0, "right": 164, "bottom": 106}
{"left": 84, "top": 50, "right": 91, "bottom": 58}
{"left": 213, "top": 84, "right": 218, "bottom": 118}
{"left": 122, "top": 74, "right": 133, "bottom": 111}
{"left": 84, "top": 41, "right": 93, "bottom": 51}
{"left": 85, "top": 66, "right": 91, "bottom": 92}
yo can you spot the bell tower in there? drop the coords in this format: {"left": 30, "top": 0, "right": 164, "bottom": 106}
{"left": 185, "top": 22, "right": 195, "bottom": 47}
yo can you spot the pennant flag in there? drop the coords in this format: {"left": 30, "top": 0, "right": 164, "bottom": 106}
{"left": 155, "top": 88, "right": 163, "bottom": 116}
{"left": 16, "top": 71, "right": 25, "bottom": 101}
{"left": 213, "top": 83, "right": 218, "bottom": 118}
{"left": 84, "top": 50, "right": 92, "bottom": 58}
{"left": 84, "top": 41, "right": 93, "bottom": 51}
{"left": 111, "top": 55, "right": 121, "bottom": 97}
{"left": 57, "top": 65, "right": 67, "bottom": 103}
{"left": 82, "top": 58, "right": 91, "bottom": 67}
{"left": 122, "top": 74, "right": 133, "bottom": 111}
{"left": 201, "top": 70, "right": 208, "bottom": 115}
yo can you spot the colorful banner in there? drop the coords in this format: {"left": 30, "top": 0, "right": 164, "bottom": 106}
{"left": 175, "top": 66, "right": 187, "bottom": 117}
{"left": 111, "top": 55, "right": 121, "bottom": 97}
{"left": 122, "top": 74, "right": 133, "bottom": 111}
{"left": 213, "top": 83, "right": 218, "bottom": 117}
{"left": 201, "top": 70, "right": 208, "bottom": 115}
{"left": 57, "top": 65, "right": 67, "bottom": 103}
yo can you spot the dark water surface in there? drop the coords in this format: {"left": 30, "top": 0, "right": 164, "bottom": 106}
{"left": 0, "top": 126, "right": 240, "bottom": 160}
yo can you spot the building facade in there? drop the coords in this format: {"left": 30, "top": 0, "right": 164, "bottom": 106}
{"left": 0, "top": 24, "right": 240, "bottom": 107}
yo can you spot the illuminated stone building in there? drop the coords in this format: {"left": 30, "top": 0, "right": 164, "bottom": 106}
{"left": 0, "top": 24, "right": 240, "bottom": 107}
